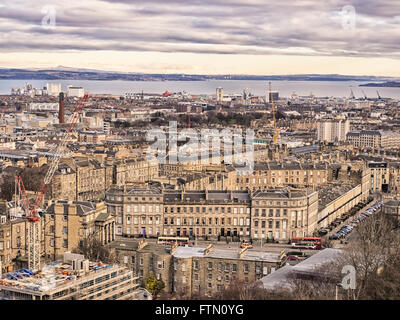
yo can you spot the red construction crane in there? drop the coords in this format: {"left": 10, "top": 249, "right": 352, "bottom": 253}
{"left": 15, "top": 94, "right": 90, "bottom": 270}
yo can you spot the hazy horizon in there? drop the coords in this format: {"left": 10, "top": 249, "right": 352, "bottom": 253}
{"left": 0, "top": 1, "right": 399, "bottom": 76}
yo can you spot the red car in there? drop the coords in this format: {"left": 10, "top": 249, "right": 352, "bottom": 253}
{"left": 287, "top": 255, "right": 300, "bottom": 261}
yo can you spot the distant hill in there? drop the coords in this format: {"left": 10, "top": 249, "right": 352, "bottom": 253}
{"left": 360, "top": 81, "right": 400, "bottom": 87}
{"left": 0, "top": 67, "right": 396, "bottom": 82}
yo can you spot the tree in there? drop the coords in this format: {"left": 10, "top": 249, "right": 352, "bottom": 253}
{"left": 282, "top": 211, "right": 400, "bottom": 300}
{"left": 74, "top": 233, "right": 116, "bottom": 264}
{"left": 0, "top": 176, "right": 15, "bottom": 201}
{"left": 0, "top": 165, "right": 47, "bottom": 201}
{"left": 145, "top": 272, "right": 165, "bottom": 299}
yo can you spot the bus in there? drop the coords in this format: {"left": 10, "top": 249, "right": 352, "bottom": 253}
{"left": 291, "top": 237, "right": 322, "bottom": 250}
{"left": 157, "top": 236, "right": 190, "bottom": 246}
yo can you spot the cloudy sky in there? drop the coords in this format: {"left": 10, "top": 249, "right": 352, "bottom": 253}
{"left": 0, "top": 0, "right": 399, "bottom": 75}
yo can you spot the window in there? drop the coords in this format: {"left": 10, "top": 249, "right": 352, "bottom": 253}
{"left": 232, "top": 264, "right": 237, "bottom": 272}
{"left": 244, "top": 264, "right": 249, "bottom": 273}
{"left": 194, "top": 260, "right": 199, "bottom": 270}
{"left": 63, "top": 239, "right": 68, "bottom": 248}
{"left": 208, "top": 262, "right": 212, "bottom": 270}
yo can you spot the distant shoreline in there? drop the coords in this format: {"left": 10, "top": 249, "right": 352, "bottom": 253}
{"left": 360, "top": 81, "right": 400, "bottom": 88}
{"left": 0, "top": 68, "right": 396, "bottom": 82}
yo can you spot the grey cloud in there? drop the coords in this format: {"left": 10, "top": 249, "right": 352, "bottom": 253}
{"left": 0, "top": 0, "right": 399, "bottom": 59}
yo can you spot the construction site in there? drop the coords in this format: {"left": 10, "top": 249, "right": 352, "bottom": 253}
{"left": 0, "top": 252, "right": 140, "bottom": 300}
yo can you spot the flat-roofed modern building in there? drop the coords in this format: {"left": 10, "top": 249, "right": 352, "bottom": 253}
{"left": 0, "top": 253, "right": 140, "bottom": 300}
{"left": 317, "top": 117, "right": 350, "bottom": 142}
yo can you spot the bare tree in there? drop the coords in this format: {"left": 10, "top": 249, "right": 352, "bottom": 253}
{"left": 73, "top": 233, "right": 116, "bottom": 264}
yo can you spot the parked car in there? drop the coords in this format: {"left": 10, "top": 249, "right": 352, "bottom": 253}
{"left": 240, "top": 242, "right": 253, "bottom": 249}
{"left": 287, "top": 255, "right": 300, "bottom": 261}
{"left": 318, "top": 229, "right": 328, "bottom": 236}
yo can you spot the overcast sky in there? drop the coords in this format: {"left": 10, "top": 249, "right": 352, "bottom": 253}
{"left": 0, "top": 0, "right": 399, "bottom": 75}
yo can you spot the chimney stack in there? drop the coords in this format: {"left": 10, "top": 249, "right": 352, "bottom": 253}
{"left": 59, "top": 92, "right": 65, "bottom": 124}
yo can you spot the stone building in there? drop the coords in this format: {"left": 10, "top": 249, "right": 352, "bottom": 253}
{"left": 251, "top": 189, "right": 318, "bottom": 241}
{"left": 48, "top": 158, "right": 113, "bottom": 202}
{"left": 231, "top": 161, "right": 329, "bottom": 191}
{"left": 114, "top": 157, "right": 159, "bottom": 186}
{"left": 347, "top": 130, "right": 400, "bottom": 149}
{"left": 368, "top": 162, "right": 389, "bottom": 193}
{"left": 162, "top": 189, "right": 251, "bottom": 240}
{"left": 49, "top": 163, "right": 76, "bottom": 201}
{"left": 0, "top": 201, "right": 27, "bottom": 273}
{"left": 105, "top": 187, "right": 321, "bottom": 243}
{"left": 106, "top": 186, "right": 163, "bottom": 238}
{"left": 75, "top": 158, "right": 113, "bottom": 201}
{"left": 171, "top": 245, "right": 286, "bottom": 297}
{"left": 111, "top": 239, "right": 173, "bottom": 292}
{"left": 43, "top": 201, "right": 115, "bottom": 260}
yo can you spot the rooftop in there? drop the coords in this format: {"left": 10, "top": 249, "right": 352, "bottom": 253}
{"left": 0, "top": 253, "right": 120, "bottom": 295}
{"left": 260, "top": 248, "right": 343, "bottom": 291}
{"left": 172, "top": 246, "right": 282, "bottom": 263}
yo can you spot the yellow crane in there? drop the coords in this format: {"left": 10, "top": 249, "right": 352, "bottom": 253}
{"left": 269, "top": 82, "right": 279, "bottom": 144}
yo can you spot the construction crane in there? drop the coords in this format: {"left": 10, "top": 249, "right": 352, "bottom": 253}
{"left": 15, "top": 94, "right": 90, "bottom": 271}
{"left": 349, "top": 88, "right": 355, "bottom": 99}
{"left": 269, "top": 82, "right": 279, "bottom": 144}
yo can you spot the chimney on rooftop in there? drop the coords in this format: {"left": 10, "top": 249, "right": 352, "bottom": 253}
{"left": 59, "top": 92, "right": 65, "bottom": 124}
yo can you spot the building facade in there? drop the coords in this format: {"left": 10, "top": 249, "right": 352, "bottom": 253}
{"left": 44, "top": 201, "right": 115, "bottom": 260}
{"left": 172, "top": 245, "right": 286, "bottom": 297}
{"left": 105, "top": 187, "right": 320, "bottom": 243}
{"left": 317, "top": 117, "right": 350, "bottom": 142}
